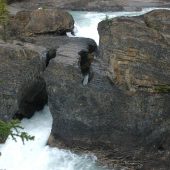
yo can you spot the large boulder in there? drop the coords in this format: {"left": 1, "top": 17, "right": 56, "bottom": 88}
{"left": 98, "top": 10, "right": 170, "bottom": 92}
{"left": 9, "top": 9, "right": 74, "bottom": 37}
{"left": 0, "top": 41, "right": 47, "bottom": 122}
{"left": 44, "top": 34, "right": 170, "bottom": 149}
{"left": 95, "top": 9, "right": 170, "bottom": 167}
{"left": 44, "top": 37, "right": 108, "bottom": 146}
{"left": 45, "top": 10, "right": 170, "bottom": 169}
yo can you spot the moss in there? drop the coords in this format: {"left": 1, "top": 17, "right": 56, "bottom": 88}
{"left": 154, "top": 85, "right": 170, "bottom": 93}
{"left": 0, "top": 0, "right": 9, "bottom": 41}
{"left": 0, "top": 80, "right": 4, "bottom": 85}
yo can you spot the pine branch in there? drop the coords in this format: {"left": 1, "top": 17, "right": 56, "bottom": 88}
{"left": 0, "top": 119, "right": 35, "bottom": 144}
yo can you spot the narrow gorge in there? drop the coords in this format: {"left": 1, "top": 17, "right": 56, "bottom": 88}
{"left": 0, "top": 0, "right": 170, "bottom": 169}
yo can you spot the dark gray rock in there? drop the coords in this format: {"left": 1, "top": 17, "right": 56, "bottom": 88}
{"left": 45, "top": 52, "right": 170, "bottom": 150}
{"left": 0, "top": 41, "right": 47, "bottom": 121}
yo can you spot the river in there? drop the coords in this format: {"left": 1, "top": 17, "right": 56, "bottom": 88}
{"left": 68, "top": 8, "right": 170, "bottom": 44}
{"left": 0, "top": 106, "right": 108, "bottom": 170}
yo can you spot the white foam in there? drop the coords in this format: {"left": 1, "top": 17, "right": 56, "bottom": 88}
{"left": 69, "top": 8, "right": 170, "bottom": 44}
{"left": 0, "top": 106, "right": 108, "bottom": 170}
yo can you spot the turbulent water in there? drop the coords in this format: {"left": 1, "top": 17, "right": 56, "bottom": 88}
{"left": 1, "top": 7, "right": 170, "bottom": 170}
{"left": 0, "top": 106, "right": 108, "bottom": 170}
{"left": 68, "top": 8, "right": 170, "bottom": 44}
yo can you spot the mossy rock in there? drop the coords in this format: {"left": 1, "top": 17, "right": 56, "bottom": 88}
{"left": 154, "top": 85, "right": 170, "bottom": 93}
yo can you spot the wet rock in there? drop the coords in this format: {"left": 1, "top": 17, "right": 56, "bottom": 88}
{"left": 0, "top": 41, "right": 47, "bottom": 121}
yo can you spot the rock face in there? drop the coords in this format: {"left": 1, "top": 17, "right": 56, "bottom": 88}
{"left": 44, "top": 37, "right": 108, "bottom": 146}
{"left": 0, "top": 41, "right": 47, "bottom": 121}
{"left": 144, "top": 9, "right": 170, "bottom": 43}
{"left": 144, "top": 9, "right": 170, "bottom": 35}
{"left": 45, "top": 10, "right": 170, "bottom": 169}
{"left": 7, "top": 0, "right": 25, "bottom": 4}
{"left": 97, "top": 9, "right": 170, "bottom": 166}
{"left": 9, "top": 9, "right": 74, "bottom": 37}
{"left": 98, "top": 10, "right": 170, "bottom": 93}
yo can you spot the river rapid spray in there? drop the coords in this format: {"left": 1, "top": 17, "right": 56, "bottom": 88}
{"left": 0, "top": 106, "right": 109, "bottom": 170}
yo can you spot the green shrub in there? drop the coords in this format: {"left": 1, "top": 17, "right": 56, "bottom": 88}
{"left": 0, "top": 0, "right": 9, "bottom": 41}
{"left": 0, "top": 119, "right": 34, "bottom": 144}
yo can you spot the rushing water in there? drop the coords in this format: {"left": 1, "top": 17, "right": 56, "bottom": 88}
{"left": 68, "top": 8, "right": 170, "bottom": 44}
{"left": 1, "top": 7, "right": 170, "bottom": 170}
{"left": 0, "top": 106, "right": 108, "bottom": 170}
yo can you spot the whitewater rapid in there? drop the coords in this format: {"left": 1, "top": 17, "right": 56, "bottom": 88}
{"left": 68, "top": 8, "right": 170, "bottom": 44}
{"left": 0, "top": 106, "right": 108, "bottom": 170}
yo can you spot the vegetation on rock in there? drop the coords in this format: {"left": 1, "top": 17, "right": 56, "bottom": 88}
{"left": 154, "top": 85, "right": 170, "bottom": 93}
{"left": 0, "top": 119, "right": 34, "bottom": 144}
{"left": 0, "top": 0, "right": 9, "bottom": 41}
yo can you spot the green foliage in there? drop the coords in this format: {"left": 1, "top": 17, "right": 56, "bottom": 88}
{"left": 105, "top": 14, "right": 109, "bottom": 20}
{"left": 154, "top": 85, "right": 170, "bottom": 93}
{"left": 0, "top": 0, "right": 9, "bottom": 41}
{"left": 104, "top": 14, "right": 112, "bottom": 26}
{"left": 0, "top": 119, "right": 34, "bottom": 144}
{"left": 0, "top": 80, "right": 4, "bottom": 85}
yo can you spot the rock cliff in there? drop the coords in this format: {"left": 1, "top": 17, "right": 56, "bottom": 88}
{"left": 47, "top": 9, "right": 170, "bottom": 169}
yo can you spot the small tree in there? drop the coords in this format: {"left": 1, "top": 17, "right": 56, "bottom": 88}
{"left": 0, "top": 0, "right": 34, "bottom": 144}
{"left": 0, "top": 0, "right": 9, "bottom": 41}
{"left": 0, "top": 119, "right": 34, "bottom": 144}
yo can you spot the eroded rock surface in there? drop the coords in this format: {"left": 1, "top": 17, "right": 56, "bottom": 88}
{"left": 0, "top": 41, "right": 47, "bottom": 121}
{"left": 98, "top": 10, "right": 170, "bottom": 92}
